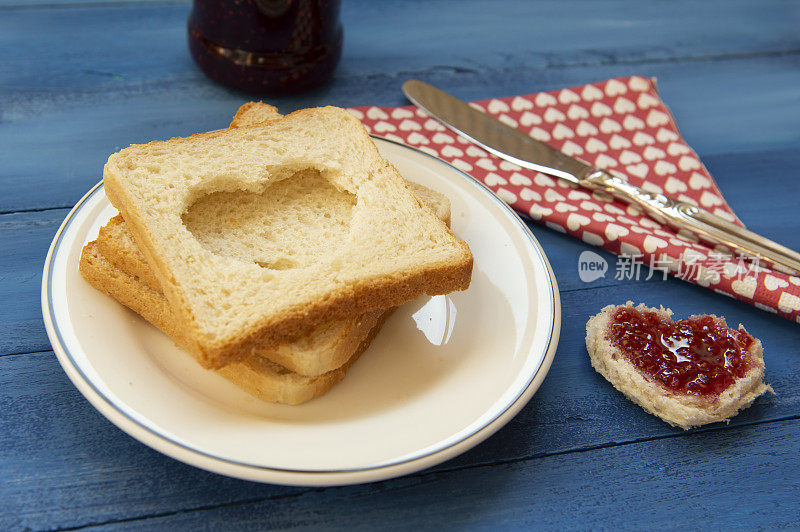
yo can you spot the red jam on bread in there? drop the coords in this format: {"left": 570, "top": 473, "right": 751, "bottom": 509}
{"left": 608, "top": 306, "right": 756, "bottom": 397}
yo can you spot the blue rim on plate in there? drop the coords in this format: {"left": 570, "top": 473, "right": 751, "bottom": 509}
{"left": 42, "top": 137, "right": 560, "bottom": 483}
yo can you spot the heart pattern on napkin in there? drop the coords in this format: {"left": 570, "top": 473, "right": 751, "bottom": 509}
{"left": 348, "top": 76, "right": 800, "bottom": 325}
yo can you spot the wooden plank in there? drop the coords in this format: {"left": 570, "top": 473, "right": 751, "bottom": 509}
{"left": 92, "top": 420, "right": 800, "bottom": 530}
{"left": 0, "top": 210, "right": 66, "bottom": 355}
{"left": 3, "top": 0, "right": 799, "bottom": 84}
{"left": 704, "top": 146, "right": 800, "bottom": 246}
{"left": 3, "top": 273, "right": 798, "bottom": 529}
{"left": 1, "top": 3, "right": 800, "bottom": 212}
{"left": 1, "top": 351, "right": 795, "bottom": 532}
{"left": 3, "top": 55, "right": 800, "bottom": 213}
{"left": 2, "top": 1, "right": 798, "bottom": 84}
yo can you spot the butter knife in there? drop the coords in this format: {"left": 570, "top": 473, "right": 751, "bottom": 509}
{"left": 402, "top": 79, "right": 800, "bottom": 275}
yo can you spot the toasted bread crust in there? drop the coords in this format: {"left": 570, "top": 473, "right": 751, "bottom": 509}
{"left": 586, "top": 302, "right": 772, "bottom": 429}
{"left": 214, "top": 248, "right": 472, "bottom": 362}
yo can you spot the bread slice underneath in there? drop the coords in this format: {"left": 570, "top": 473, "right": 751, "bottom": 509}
{"left": 103, "top": 106, "right": 473, "bottom": 369}
{"left": 79, "top": 241, "right": 389, "bottom": 405}
{"left": 586, "top": 302, "right": 771, "bottom": 429}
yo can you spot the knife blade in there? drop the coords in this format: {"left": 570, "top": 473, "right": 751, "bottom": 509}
{"left": 402, "top": 79, "right": 593, "bottom": 183}
{"left": 402, "top": 79, "right": 800, "bottom": 275}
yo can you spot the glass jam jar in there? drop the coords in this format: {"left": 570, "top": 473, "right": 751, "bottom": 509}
{"left": 188, "top": 0, "right": 343, "bottom": 94}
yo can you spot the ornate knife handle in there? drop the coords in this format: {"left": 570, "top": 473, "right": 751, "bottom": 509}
{"left": 582, "top": 170, "right": 800, "bottom": 275}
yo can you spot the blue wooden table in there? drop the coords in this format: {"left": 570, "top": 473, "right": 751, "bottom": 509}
{"left": 2, "top": 1, "right": 799, "bottom": 529}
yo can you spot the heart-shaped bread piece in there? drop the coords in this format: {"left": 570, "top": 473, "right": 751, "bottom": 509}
{"left": 586, "top": 302, "right": 772, "bottom": 429}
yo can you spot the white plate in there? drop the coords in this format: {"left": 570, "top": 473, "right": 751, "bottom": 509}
{"left": 42, "top": 138, "right": 560, "bottom": 486}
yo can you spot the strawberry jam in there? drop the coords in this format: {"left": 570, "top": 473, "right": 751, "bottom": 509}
{"left": 608, "top": 306, "right": 756, "bottom": 396}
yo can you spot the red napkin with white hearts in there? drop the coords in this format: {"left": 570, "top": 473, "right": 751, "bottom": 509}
{"left": 347, "top": 76, "right": 800, "bottom": 325}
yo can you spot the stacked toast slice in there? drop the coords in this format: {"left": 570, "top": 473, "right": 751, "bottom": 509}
{"left": 80, "top": 103, "right": 471, "bottom": 404}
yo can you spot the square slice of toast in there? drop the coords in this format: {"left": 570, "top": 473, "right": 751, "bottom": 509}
{"left": 104, "top": 107, "right": 472, "bottom": 368}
